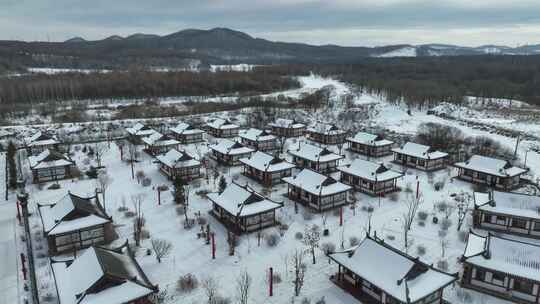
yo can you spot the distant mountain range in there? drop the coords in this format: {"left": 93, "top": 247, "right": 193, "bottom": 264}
{"left": 2, "top": 27, "right": 540, "bottom": 71}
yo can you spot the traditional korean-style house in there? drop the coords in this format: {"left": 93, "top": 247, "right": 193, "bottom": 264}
{"left": 141, "top": 132, "right": 180, "bottom": 156}
{"left": 268, "top": 118, "right": 306, "bottom": 137}
{"left": 25, "top": 131, "right": 60, "bottom": 155}
{"left": 347, "top": 132, "right": 394, "bottom": 157}
{"left": 282, "top": 169, "right": 352, "bottom": 212}
{"left": 240, "top": 151, "right": 295, "bottom": 186}
{"left": 50, "top": 241, "right": 157, "bottom": 304}
{"left": 239, "top": 128, "right": 279, "bottom": 154}
{"left": 29, "top": 149, "right": 77, "bottom": 183}
{"left": 207, "top": 182, "right": 284, "bottom": 234}
{"left": 156, "top": 149, "right": 201, "bottom": 181}
{"left": 38, "top": 191, "right": 114, "bottom": 255}
{"left": 206, "top": 118, "right": 240, "bottom": 138}
{"left": 454, "top": 155, "right": 528, "bottom": 191}
{"left": 392, "top": 142, "right": 448, "bottom": 171}
{"left": 338, "top": 159, "right": 403, "bottom": 196}
{"left": 472, "top": 191, "right": 540, "bottom": 239}
{"left": 170, "top": 122, "right": 205, "bottom": 144}
{"left": 288, "top": 143, "right": 344, "bottom": 174}
{"left": 126, "top": 122, "right": 156, "bottom": 144}
{"left": 306, "top": 122, "right": 347, "bottom": 145}
{"left": 208, "top": 139, "right": 255, "bottom": 166}
{"left": 461, "top": 231, "right": 540, "bottom": 304}
{"left": 328, "top": 234, "right": 457, "bottom": 304}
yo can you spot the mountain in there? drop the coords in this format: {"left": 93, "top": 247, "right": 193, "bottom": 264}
{"left": 2, "top": 27, "right": 540, "bottom": 71}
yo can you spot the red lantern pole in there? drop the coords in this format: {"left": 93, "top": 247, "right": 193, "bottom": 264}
{"left": 20, "top": 253, "right": 27, "bottom": 281}
{"left": 16, "top": 200, "right": 21, "bottom": 223}
{"left": 339, "top": 206, "right": 343, "bottom": 227}
{"left": 157, "top": 188, "right": 161, "bottom": 206}
{"left": 211, "top": 233, "right": 216, "bottom": 260}
{"left": 269, "top": 267, "right": 274, "bottom": 297}
{"left": 416, "top": 180, "right": 420, "bottom": 199}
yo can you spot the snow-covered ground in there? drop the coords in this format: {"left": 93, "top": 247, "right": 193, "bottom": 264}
{"left": 2, "top": 74, "right": 540, "bottom": 304}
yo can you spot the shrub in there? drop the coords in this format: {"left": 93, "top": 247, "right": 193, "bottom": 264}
{"left": 301, "top": 297, "right": 311, "bottom": 304}
{"left": 271, "top": 272, "right": 282, "bottom": 284}
{"left": 177, "top": 273, "right": 199, "bottom": 293}
{"left": 197, "top": 216, "right": 208, "bottom": 226}
{"left": 435, "top": 201, "right": 448, "bottom": 213}
{"left": 315, "top": 296, "right": 326, "bottom": 304}
{"left": 321, "top": 242, "right": 336, "bottom": 254}
{"left": 47, "top": 183, "right": 61, "bottom": 190}
{"left": 118, "top": 205, "right": 128, "bottom": 212}
{"left": 433, "top": 180, "right": 445, "bottom": 191}
{"left": 416, "top": 245, "right": 427, "bottom": 256}
{"left": 302, "top": 210, "right": 314, "bottom": 221}
{"left": 295, "top": 232, "right": 303, "bottom": 240}
{"left": 386, "top": 235, "right": 396, "bottom": 241}
{"left": 389, "top": 192, "right": 399, "bottom": 202}
{"left": 176, "top": 205, "right": 186, "bottom": 215}
{"left": 456, "top": 288, "right": 473, "bottom": 303}
{"left": 265, "top": 233, "right": 280, "bottom": 247}
{"left": 417, "top": 211, "right": 429, "bottom": 221}
{"left": 142, "top": 177, "right": 152, "bottom": 187}
{"left": 418, "top": 221, "right": 425, "bottom": 227}
{"left": 440, "top": 218, "right": 452, "bottom": 230}
{"left": 124, "top": 210, "right": 136, "bottom": 218}
{"left": 458, "top": 231, "right": 468, "bottom": 243}
{"left": 349, "top": 236, "right": 360, "bottom": 247}
{"left": 437, "top": 260, "right": 449, "bottom": 271}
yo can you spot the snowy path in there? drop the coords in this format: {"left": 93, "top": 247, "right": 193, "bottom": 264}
{"left": 0, "top": 152, "right": 18, "bottom": 304}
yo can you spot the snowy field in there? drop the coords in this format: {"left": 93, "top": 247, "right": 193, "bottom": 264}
{"left": 2, "top": 74, "right": 540, "bottom": 304}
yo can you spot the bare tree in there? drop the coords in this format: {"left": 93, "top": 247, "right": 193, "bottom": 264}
{"left": 96, "top": 170, "right": 112, "bottom": 210}
{"left": 127, "top": 142, "right": 138, "bottom": 179}
{"left": 151, "top": 238, "right": 173, "bottom": 263}
{"left": 236, "top": 270, "right": 252, "bottom": 304}
{"left": 94, "top": 142, "right": 107, "bottom": 167}
{"left": 292, "top": 250, "right": 306, "bottom": 297}
{"left": 456, "top": 192, "right": 472, "bottom": 231}
{"left": 131, "top": 194, "right": 144, "bottom": 246}
{"left": 202, "top": 277, "right": 219, "bottom": 304}
{"left": 402, "top": 194, "right": 423, "bottom": 252}
{"left": 302, "top": 224, "right": 321, "bottom": 264}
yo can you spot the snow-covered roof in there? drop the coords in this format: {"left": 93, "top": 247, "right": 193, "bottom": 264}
{"left": 268, "top": 118, "right": 305, "bottom": 129}
{"left": 392, "top": 142, "right": 448, "bottom": 160}
{"left": 206, "top": 118, "right": 239, "bottom": 130}
{"left": 338, "top": 159, "right": 403, "bottom": 182}
{"left": 474, "top": 191, "right": 540, "bottom": 220}
{"left": 306, "top": 122, "right": 346, "bottom": 136}
{"left": 125, "top": 123, "right": 156, "bottom": 137}
{"left": 346, "top": 132, "right": 393, "bottom": 147}
{"left": 454, "top": 155, "right": 528, "bottom": 178}
{"left": 207, "top": 183, "right": 283, "bottom": 217}
{"left": 0, "top": 129, "right": 14, "bottom": 138}
{"left": 26, "top": 131, "right": 59, "bottom": 146}
{"left": 28, "top": 149, "right": 74, "bottom": 169}
{"left": 239, "top": 151, "right": 295, "bottom": 172}
{"left": 239, "top": 128, "right": 276, "bottom": 142}
{"left": 288, "top": 143, "right": 343, "bottom": 163}
{"left": 170, "top": 122, "right": 204, "bottom": 135}
{"left": 209, "top": 139, "right": 255, "bottom": 155}
{"left": 329, "top": 236, "right": 457, "bottom": 303}
{"left": 463, "top": 231, "right": 540, "bottom": 282}
{"left": 38, "top": 192, "right": 111, "bottom": 236}
{"left": 141, "top": 132, "right": 179, "bottom": 147}
{"left": 51, "top": 242, "right": 155, "bottom": 304}
{"left": 156, "top": 149, "right": 200, "bottom": 169}
{"left": 282, "top": 169, "right": 351, "bottom": 196}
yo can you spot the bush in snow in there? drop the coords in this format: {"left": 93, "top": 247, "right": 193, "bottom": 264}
{"left": 417, "top": 211, "right": 429, "bottom": 221}
{"left": 321, "top": 242, "right": 336, "bottom": 254}
{"left": 302, "top": 210, "right": 314, "bottom": 221}
{"left": 455, "top": 288, "right": 473, "bottom": 303}
{"left": 301, "top": 297, "right": 311, "bottom": 304}
{"left": 265, "top": 233, "right": 280, "bottom": 247}
{"left": 437, "top": 260, "right": 449, "bottom": 271}
{"left": 433, "top": 180, "right": 446, "bottom": 191}
{"left": 295, "top": 232, "right": 304, "bottom": 240}
{"left": 349, "top": 236, "right": 360, "bottom": 247}
{"left": 458, "top": 231, "right": 468, "bottom": 243}
{"left": 41, "top": 292, "right": 57, "bottom": 303}
{"left": 271, "top": 272, "right": 282, "bottom": 284}
{"left": 315, "top": 296, "right": 326, "bottom": 304}
{"left": 389, "top": 192, "right": 399, "bottom": 202}
{"left": 140, "top": 229, "right": 150, "bottom": 240}
{"left": 124, "top": 210, "right": 136, "bottom": 218}
{"left": 418, "top": 221, "right": 426, "bottom": 227}
{"left": 440, "top": 218, "right": 452, "bottom": 230}
{"left": 386, "top": 235, "right": 395, "bottom": 241}
{"left": 177, "top": 273, "right": 199, "bottom": 293}
{"left": 416, "top": 245, "right": 427, "bottom": 256}
{"left": 176, "top": 205, "right": 186, "bottom": 215}
{"left": 142, "top": 177, "right": 152, "bottom": 187}
{"left": 82, "top": 158, "right": 91, "bottom": 166}
{"left": 214, "top": 296, "right": 231, "bottom": 304}
{"left": 197, "top": 216, "right": 208, "bottom": 226}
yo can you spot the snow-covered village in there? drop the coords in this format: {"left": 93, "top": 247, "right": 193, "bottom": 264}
{"left": 3, "top": 4, "right": 540, "bottom": 303}
{"left": 1, "top": 72, "right": 539, "bottom": 304}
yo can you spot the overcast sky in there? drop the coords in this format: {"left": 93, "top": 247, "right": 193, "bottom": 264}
{"left": 2, "top": 0, "right": 540, "bottom": 47}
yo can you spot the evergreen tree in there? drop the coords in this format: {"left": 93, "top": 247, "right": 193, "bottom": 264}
{"left": 173, "top": 176, "right": 187, "bottom": 205}
{"left": 218, "top": 176, "right": 227, "bottom": 193}
{"left": 7, "top": 141, "right": 17, "bottom": 189}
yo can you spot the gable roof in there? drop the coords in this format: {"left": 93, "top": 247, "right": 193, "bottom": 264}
{"left": 454, "top": 155, "right": 528, "bottom": 177}
{"left": 28, "top": 149, "right": 74, "bottom": 169}
{"left": 347, "top": 132, "right": 394, "bottom": 146}
{"left": 392, "top": 142, "right": 448, "bottom": 160}
{"left": 156, "top": 149, "right": 200, "bottom": 169}
{"left": 240, "top": 151, "right": 295, "bottom": 172}
{"left": 329, "top": 236, "right": 457, "bottom": 303}
{"left": 26, "top": 131, "right": 59, "bottom": 147}
{"left": 307, "top": 122, "right": 346, "bottom": 136}
{"left": 239, "top": 128, "right": 276, "bottom": 142}
{"left": 338, "top": 159, "right": 403, "bottom": 182}
{"left": 288, "top": 143, "right": 343, "bottom": 162}
{"left": 207, "top": 118, "right": 239, "bottom": 130}
{"left": 282, "top": 169, "right": 351, "bottom": 196}
{"left": 141, "top": 132, "right": 179, "bottom": 147}
{"left": 51, "top": 242, "right": 156, "bottom": 304}
{"left": 462, "top": 231, "right": 540, "bottom": 282}
{"left": 170, "top": 122, "right": 204, "bottom": 135}
{"left": 207, "top": 183, "right": 283, "bottom": 217}
{"left": 125, "top": 123, "right": 156, "bottom": 137}
{"left": 268, "top": 118, "right": 305, "bottom": 129}
{"left": 474, "top": 191, "right": 540, "bottom": 220}
{"left": 209, "top": 139, "right": 255, "bottom": 155}
{"left": 38, "top": 192, "right": 111, "bottom": 236}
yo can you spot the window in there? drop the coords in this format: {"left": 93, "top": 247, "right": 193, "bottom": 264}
{"left": 511, "top": 218, "right": 527, "bottom": 229}
{"left": 514, "top": 279, "right": 534, "bottom": 294}
{"left": 475, "top": 268, "right": 486, "bottom": 281}
{"left": 491, "top": 272, "right": 506, "bottom": 286}
{"left": 495, "top": 215, "right": 506, "bottom": 225}
{"left": 483, "top": 214, "right": 492, "bottom": 223}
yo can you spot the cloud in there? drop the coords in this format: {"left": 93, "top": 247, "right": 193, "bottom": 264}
{"left": 1, "top": 0, "right": 540, "bottom": 46}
